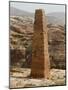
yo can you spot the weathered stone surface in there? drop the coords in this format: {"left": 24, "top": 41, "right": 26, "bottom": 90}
{"left": 31, "top": 9, "right": 50, "bottom": 79}
{"left": 10, "top": 68, "right": 65, "bottom": 88}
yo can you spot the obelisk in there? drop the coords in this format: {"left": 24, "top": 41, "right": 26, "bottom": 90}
{"left": 31, "top": 9, "right": 50, "bottom": 79}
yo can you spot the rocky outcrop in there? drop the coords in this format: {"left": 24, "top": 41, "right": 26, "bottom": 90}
{"left": 10, "top": 16, "right": 65, "bottom": 69}
{"left": 48, "top": 24, "right": 65, "bottom": 69}
{"left": 10, "top": 16, "right": 33, "bottom": 67}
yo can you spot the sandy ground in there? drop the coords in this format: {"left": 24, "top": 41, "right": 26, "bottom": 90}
{"left": 10, "top": 67, "right": 66, "bottom": 88}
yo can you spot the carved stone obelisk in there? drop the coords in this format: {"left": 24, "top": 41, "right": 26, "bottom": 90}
{"left": 31, "top": 9, "right": 50, "bottom": 79}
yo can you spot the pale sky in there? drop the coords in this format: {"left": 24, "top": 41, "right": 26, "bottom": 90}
{"left": 10, "top": 2, "right": 65, "bottom": 14}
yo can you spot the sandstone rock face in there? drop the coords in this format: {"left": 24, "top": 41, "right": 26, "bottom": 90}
{"left": 10, "top": 16, "right": 33, "bottom": 67}
{"left": 48, "top": 24, "right": 65, "bottom": 69}
{"left": 31, "top": 9, "right": 50, "bottom": 79}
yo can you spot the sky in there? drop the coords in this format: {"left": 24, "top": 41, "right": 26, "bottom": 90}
{"left": 10, "top": 2, "right": 65, "bottom": 14}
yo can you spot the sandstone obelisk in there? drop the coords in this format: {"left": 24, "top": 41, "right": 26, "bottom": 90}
{"left": 31, "top": 9, "right": 50, "bottom": 79}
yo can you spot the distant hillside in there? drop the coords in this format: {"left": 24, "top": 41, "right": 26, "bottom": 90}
{"left": 10, "top": 7, "right": 33, "bottom": 17}
{"left": 47, "top": 12, "right": 65, "bottom": 25}
{"left": 10, "top": 7, "right": 65, "bottom": 25}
